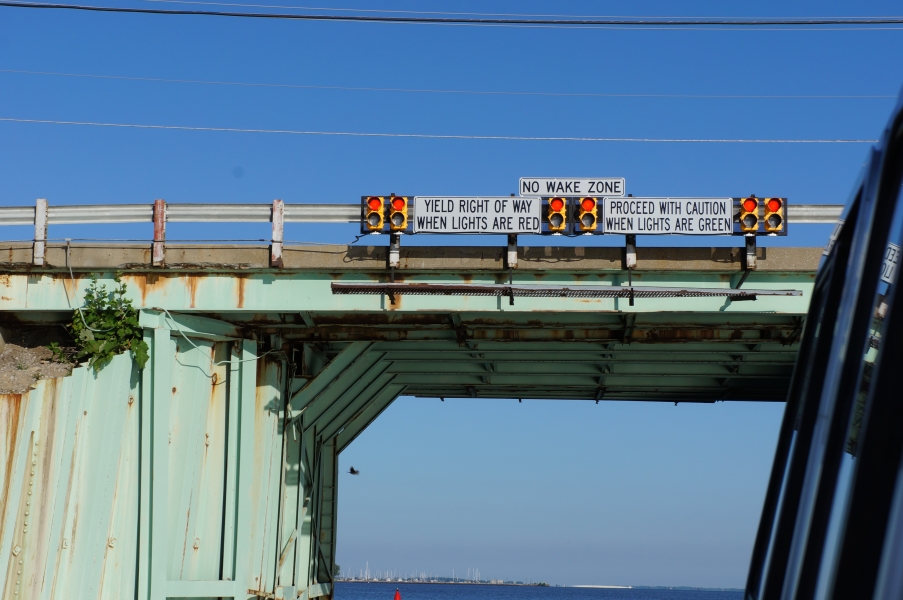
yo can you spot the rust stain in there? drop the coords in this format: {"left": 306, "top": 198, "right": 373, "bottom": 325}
{"left": 183, "top": 274, "right": 199, "bottom": 309}
{"left": 135, "top": 271, "right": 176, "bottom": 307}
{"left": 61, "top": 271, "right": 82, "bottom": 303}
{"left": 236, "top": 274, "right": 248, "bottom": 308}
{"left": 0, "top": 394, "right": 24, "bottom": 534}
{"left": 0, "top": 274, "right": 10, "bottom": 287}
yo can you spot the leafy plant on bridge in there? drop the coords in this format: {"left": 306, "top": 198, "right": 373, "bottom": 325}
{"left": 51, "top": 273, "right": 149, "bottom": 370}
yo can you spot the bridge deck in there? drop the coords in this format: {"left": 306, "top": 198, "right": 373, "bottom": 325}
{"left": 0, "top": 243, "right": 818, "bottom": 401}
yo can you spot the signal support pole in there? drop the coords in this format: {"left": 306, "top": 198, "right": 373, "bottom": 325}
{"left": 506, "top": 234, "right": 518, "bottom": 270}
{"left": 745, "top": 235, "right": 757, "bottom": 271}
{"left": 625, "top": 234, "right": 637, "bottom": 306}
{"left": 388, "top": 233, "right": 401, "bottom": 270}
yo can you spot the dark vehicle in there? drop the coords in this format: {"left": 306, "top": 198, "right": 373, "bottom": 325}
{"left": 745, "top": 87, "right": 903, "bottom": 599}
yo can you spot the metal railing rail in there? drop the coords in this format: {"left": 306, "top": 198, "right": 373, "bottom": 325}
{"left": 0, "top": 199, "right": 844, "bottom": 267}
{"left": 0, "top": 201, "right": 842, "bottom": 226}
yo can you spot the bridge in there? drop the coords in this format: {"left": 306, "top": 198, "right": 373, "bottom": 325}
{"left": 0, "top": 239, "right": 818, "bottom": 600}
{"left": 0, "top": 200, "right": 828, "bottom": 600}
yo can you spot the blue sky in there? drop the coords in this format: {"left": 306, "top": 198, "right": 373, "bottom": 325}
{"left": 1, "top": 0, "right": 902, "bottom": 588}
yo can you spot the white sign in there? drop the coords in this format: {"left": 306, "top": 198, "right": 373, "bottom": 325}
{"left": 413, "top": 196, "right": 541, "bottom": 234}
{"left": 881, "top": 243, "right": 900, "bottom": 285}
{"left": 519, "top": 178, "right": 626, "bottom": 197}
{"left": 602, "top": 197, "right": 734, "bottom": 235}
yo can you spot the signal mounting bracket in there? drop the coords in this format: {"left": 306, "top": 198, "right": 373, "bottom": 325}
{"left": 745, "top": 236, "right": 757, "bottom": 271}
{"left": 625, "top": 234, "right": 637, "bottom": 270}
{"left": 388, "top": 232, "right": 401, "bottom": 270}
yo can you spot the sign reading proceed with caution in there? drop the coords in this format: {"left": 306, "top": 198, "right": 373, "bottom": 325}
{"left": 602, "top": 197, "right": 734, "bottom": 235}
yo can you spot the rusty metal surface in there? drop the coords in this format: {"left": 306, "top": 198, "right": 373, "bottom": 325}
{"left": 330, "top": 281, "right": 802, "bottom": 299}
{"left": 0, "top": 242, "right": 822, "bottom": 273}
{"left": 0, "top": 330, "right": 333, "bottom": 600}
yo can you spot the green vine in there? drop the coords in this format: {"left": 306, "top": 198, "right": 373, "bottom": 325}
{"left": 62, "top": 273, "right": 149, "bottom": 370}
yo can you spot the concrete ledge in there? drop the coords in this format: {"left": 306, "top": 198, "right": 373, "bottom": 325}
{"left": 0, "top": 242, "right": 822, "bottom": 273}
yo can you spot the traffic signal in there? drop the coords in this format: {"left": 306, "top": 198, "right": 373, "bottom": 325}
{"left": 547, "top": 197, "right": 567, "bottom": 233}
{"left": 739, "top": 197, "right": 760, "bottom": 233}
{"left": 764, "top": 197, "right": 785, "bottom": 233}
{"left": 388, "top": 195, "right": 409, "bottom": 232}
{"left": 577, "top": 197, "right": 598, "bottom": 233}
{"left": 362, "top": 196, "right": 385, "bottom": 232}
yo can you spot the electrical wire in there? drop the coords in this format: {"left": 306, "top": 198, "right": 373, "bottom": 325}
{"left": 0, "top": 116, "right": 879, "bottom": 143}
{"left": 1, "top": 69, "right": 894, "bottom": 99}
{"left": 64, "top": 238, "right": 116, "bottom": 332}
{"left": 137, "top": 0, "right": 903, "bottom": 21}
{"left": 156, "top": 306, "right": 279, "bottom": 367}
{"left": 1, "top": 0, "right": 903, "bottom": 26}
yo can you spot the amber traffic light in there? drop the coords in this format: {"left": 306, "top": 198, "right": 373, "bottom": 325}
{"left": 764, "top": 197, "right": 785, "bottom": 233}
{"left": 362, "top": 196, "right": 385, "bottom": 232}
{"left": 577, "top": 197, "right": 598, "bottom": 232}
{"left": 388, "top": 195, "right": 409, "bottom": 232}
{"left": 547, "top": 197, "right": 567, "bottom": 233}
{"left": 739, "top": 197, "right": 760, "bottom": 233}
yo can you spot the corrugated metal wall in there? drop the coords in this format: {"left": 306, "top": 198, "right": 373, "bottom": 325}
{"left": 0, "top": 313, "right": 403, "bottom": 600}
{"left": 0, "top": 328, "right": 307, "bottom": 600}
{"left": 0, "top": 354, "right": 140, "bottom": 600}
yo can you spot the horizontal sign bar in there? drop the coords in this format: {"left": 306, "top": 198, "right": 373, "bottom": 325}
{"left": 413, "top": 196, "right": 541, "bottom": 234}
{"left": 519, "top": 177, "right": 625, "bottom": 197}
{"left": 602, "top": 197, "right": 734, "bottom": 235}
{"left": 331, "top": 281, "right": 802, "bottom": 300}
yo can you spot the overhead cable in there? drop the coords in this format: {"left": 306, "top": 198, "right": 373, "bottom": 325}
{"left": 1, "top": 69, "right": 895, "bottom": 99}
{"left": 137, "top": 0, "right": 903, "bottom": 21}
{"left": 0, "top": 116, "right": 879, "bottom": 143}
{"left": 1, "top": 0, "right": 903, "bottom": 26}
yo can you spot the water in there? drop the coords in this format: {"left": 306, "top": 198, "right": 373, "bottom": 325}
{"left": 335, "top": 582, "right": 742, "bottom": 600}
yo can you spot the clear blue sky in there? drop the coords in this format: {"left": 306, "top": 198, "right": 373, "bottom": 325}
{"left": 1, "top": 0, "right": 901, "bottom": 588}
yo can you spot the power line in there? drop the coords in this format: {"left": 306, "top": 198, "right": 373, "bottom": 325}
{"left": 138, "top": 0, "right": 903, "bottom": 22}
{"left": 1, "top": 69, "right": 895, "bottom": 99}
{"left": 2, "top": 0, "right": 903, "bottom": 26}
{"left": 0, "top": 116, "right": 879, "bottom": 143}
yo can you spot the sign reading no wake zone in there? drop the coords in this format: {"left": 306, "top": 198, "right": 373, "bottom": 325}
{"left": 413, "top": 196, "right": 541, "bottom": 234}
{"left": 520, "top": 178, "right": 626, "bottom": 197}
{"left": 603, "top": 197, "right": 734, "bottom": 235}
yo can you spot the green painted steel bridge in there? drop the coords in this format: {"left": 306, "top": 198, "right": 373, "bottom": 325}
{"left": 0, "top": 241, "right": 817, "bottom": 600}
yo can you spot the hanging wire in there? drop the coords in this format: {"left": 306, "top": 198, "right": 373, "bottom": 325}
{"left": 64, "top": 238, "right": 116, "bottom": 333}
{"left": 0, "top": 117, "right": 879, "bottom": 143}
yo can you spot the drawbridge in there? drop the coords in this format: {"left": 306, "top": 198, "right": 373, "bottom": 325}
{"left": 0, "top": 239, "right": 817, "bottom": 600}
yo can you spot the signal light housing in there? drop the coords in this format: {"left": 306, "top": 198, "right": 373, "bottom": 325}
{"left": 577, "top": 197, "right": 598, "bottom": 233}
{"left": 388, "top": 195, "right": 409, "bottom": 232}
{"left": 764, "top": 197, "right": 785, "bottom": 233}
{"left": 362, "top": 196, "right": 385, "bottom": 233}
{"left": 739, "top": 197, "right": 760, "bottom": 233}
{"left": 546, "top": 197, "right": 568, "bottom": 233}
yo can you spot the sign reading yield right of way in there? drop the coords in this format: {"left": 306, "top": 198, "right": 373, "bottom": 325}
{"left": 601, "top": 197, "right": 734, "bottom": 235}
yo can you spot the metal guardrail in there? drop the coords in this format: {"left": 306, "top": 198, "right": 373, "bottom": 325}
{"left": 0, "top": 199, "right": 844, "bottom": 268}
{"left": 0, "top": 201, "right": 842, "bottom": 226}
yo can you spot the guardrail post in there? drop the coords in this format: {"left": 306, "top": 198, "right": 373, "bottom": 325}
{"left": 271, "top": 199, "right": 284, "bottom": 268}
{"left": 152, "top": 199, "right": 166, "bottom": 267}
{"left": 33, "top": 198, "right": 48, "bottom": 266}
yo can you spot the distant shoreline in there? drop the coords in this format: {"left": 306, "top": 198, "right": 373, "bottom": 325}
{"left": 335, "top": 581, "right": 743, "bottom": 592}
{"left": 336, "top": 581, "right": 547, "bottom": 588}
